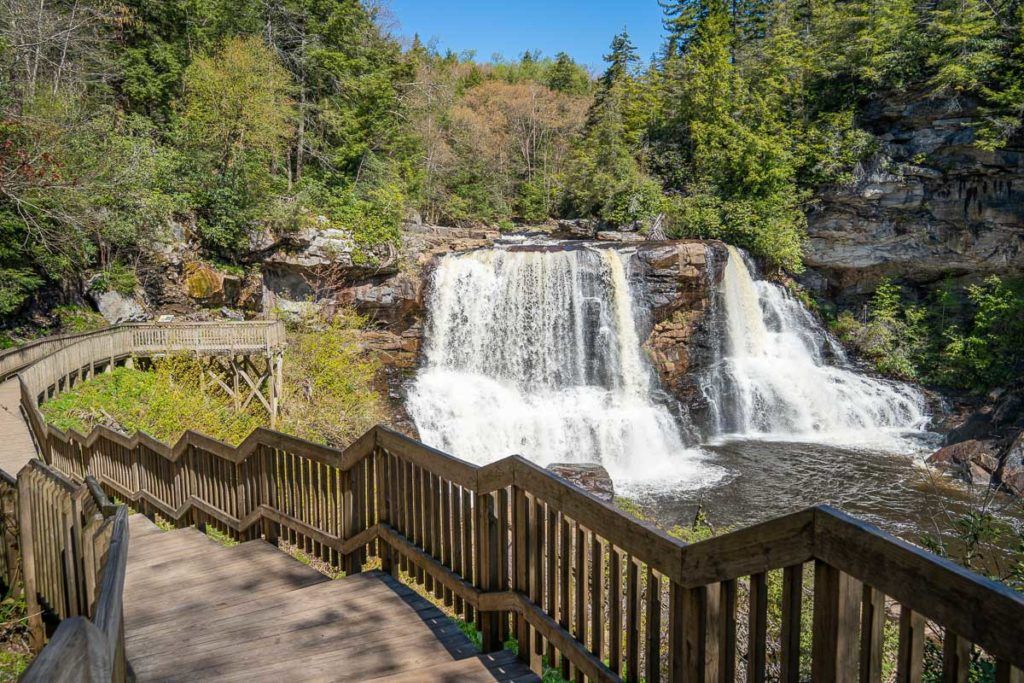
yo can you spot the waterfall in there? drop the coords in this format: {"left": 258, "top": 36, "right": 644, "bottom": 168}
{"left": 408, "top": 245, "right": 721, "bottom": 488}
{"left": 703, "top": 246, "right": 930, "bottom": 450}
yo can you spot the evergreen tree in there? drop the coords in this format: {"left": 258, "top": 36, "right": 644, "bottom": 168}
{"left": 546, "top": 52, "right": 590, "bottom": 96}
{"left": 979, "top": 6, "right": 1024, "bottom": 148}
{"left": 565, "top": 32, "right": 662, "bottom": 227}
{"left": 928, "top": 0, "right": 1003, "bottom": 101}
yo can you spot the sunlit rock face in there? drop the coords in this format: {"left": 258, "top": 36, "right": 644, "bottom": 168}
{"left": 805, "top": 94, "right": 1024, "bottom": 301}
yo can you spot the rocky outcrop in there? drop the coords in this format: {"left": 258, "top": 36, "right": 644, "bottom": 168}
{"left": 805, "top": 94, "right": 1024, "bottom": 301}
{"left": 546, "top": 463, "right": 615, "bottom": 503}
{"left": 927, "top": 383, "right": 1024, "bottom": 495}
{"left": 183, "top": 262, "right": 242, "bottom": 306}
{"left": 88, "top": 288, "right": 149, "bottom": 324}
{"left": 636, "top": 241, "right": 727, "bottom": 417}
{"left": 85, "top": 274, "right": 150, "bottom": 324}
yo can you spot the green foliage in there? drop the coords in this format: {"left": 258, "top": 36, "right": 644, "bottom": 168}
{"left": 3, "top": 0, "right": 1024, "bottom": 330}
{"left": 53, "top": 306, "right": 107, "bottom": 334}
{"left": 564, "top": 31, "right": 663, "bottom": 228}
{"left": 927, "top": 0, "right": 1003, "bottom": 100}
{"left": 89, "top": 263, "right": 139, "bottom": 296}
{"left": 280, "top": 311, "right": 387, "bottom": 448}
{"left": 175, "top": 36, "right": 295, "bottom": 257}
{"left": 834, "top": 279, "right": 929, "bottom": 381}
{"left": 0, "top": 269, "right": 43, "bottom": 317}
{"left": 41, "top": 361, "right": 264, "bottom": 445}
{"left": 978, "top": 6, "right": 1024, "bottom": 148}
{"left": 546, "top": 52, "right": 591, "bottom": 96}
{"left": 835, "top": 276, "right": 1024, "bottom": 392}
{"left": 936, "top": 276, "right": 1024, "bottom": 390}
{"left": 0, "top": 594, "right": 30, "bottom": 681}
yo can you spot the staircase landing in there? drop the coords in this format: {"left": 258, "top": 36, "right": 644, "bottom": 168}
{"left": 125, "top": 515, "right": 536, "bottom": 682}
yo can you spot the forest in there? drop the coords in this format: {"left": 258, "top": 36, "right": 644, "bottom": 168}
{"left": 1, "top": 0, "right": 1023, "bottom": 391}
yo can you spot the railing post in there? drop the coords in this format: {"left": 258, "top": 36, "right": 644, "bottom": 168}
{"left": 475, "top": 491, "right": 500, "bottom": 652}
{"left": 18, "top": 472, "right": 45, "bottom": 651}
{"left": 375, "top": 446, "right": 392, "bottom": 574}
{"left": 812, "top": 561, "right": 861, "bottom": 683}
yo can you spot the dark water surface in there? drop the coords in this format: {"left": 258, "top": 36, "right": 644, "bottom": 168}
{"left": 633, "top": 439, "right": 1024, "bottom": 543}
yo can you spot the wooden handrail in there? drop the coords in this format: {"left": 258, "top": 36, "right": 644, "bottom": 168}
{"left": 26, "top": 420, "right": 1024, "bottom": 679}
{"left": 20, "top": 506, "right": 129, "bottom": 682}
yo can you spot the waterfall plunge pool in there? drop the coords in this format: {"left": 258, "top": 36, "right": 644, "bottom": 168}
{"left": 407, "top": 239, "right": 1022, "bottom": 542}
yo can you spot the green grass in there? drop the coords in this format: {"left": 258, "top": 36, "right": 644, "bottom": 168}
{"left": 41, "top": 361, "right": 264, "bottom": 445}
{"left": 0, "top": 595, "right": 31, "bottom": 681}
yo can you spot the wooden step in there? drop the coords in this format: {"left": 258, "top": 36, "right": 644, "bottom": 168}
{"left": 121, "top": 523, "right": 540, "bottom": 683}
{"left": 369, "top": 650, "right": 540, "bottom": 682}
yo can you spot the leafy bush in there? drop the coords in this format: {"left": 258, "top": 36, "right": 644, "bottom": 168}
{"left": 666, "top": 187, "right": 807, "bottom": 273}
{"left": 88, "top": 263, "right": 138, "bottom": 296}
{"left": 935, "top": 276, "right": 1024, "bottom": 390}
{"left": 0, "top": 268, "right": 43, "bottom": 316}
{"left": 280, "top": 311, "right": 387, "bottom": 448}
{"left": 834, "top": 276, "right": 1024, "bottom": 392}
{"left": 833, "top": 279, "right": 928, "bottom": 380}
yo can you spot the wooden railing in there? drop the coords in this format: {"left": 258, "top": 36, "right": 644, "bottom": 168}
{"left": 31, "top": 420, "right": 1024, "bottom": 682}
{"left": 6, "top": 322, "right": 1023, "bottom": 680}
{"left": 19, "top": 503, "right": 129, "bottom": 682}
{"left": 15, "top": 321, "right": 285, "bottom": 404}
{"left": 10, "top": 321, "right": 285, "bottom": 456}
{"left": 0, "top": 458, "right": 130, "bottom": 682}
{"left": 0, "top": 328, "right": 113, "bottom": 382}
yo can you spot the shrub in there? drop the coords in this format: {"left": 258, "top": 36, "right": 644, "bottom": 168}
{"left": 936, "top": 276, "right": 1024, "bottom": 390}
{"left": 89, "top": 263, "right": 138, "bottom": 296}
{"left": 833, "top": 279, "right": 928, "bottom": 380}
{"left": 0, "top": 268, "right": 43, "bottom": 316}
{"left": 41, "top": 359, "right": 263, "bottom": 444}
{"left": 279, "top": 311, "right": 387, "bottom": 448}
{"left": 54, "top": 305, "right": 107, "bottom": 333}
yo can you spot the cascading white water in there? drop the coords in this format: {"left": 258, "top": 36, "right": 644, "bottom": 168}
{"left": 703, "top": 246, "right": 930, "bottom": 451}
{"left": 408, "top": 245, "right": 722, "bottom": 488}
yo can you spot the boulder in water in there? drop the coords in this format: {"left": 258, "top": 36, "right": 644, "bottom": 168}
{"left": 546, "top": 463, "right": 614, "bottom": 503}
{"left": 926, "top": 439, "right": 1000, "bottom": 486}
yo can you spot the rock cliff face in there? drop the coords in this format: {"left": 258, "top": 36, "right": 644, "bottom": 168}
{"left": 635, "top": 241, "right": 727, "bottom": 417}
{"left": 805, "top": 94, "right": 1024, "bottom": 301}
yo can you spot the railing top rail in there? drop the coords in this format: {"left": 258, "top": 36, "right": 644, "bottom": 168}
{"left": 814, "top": 506, "right": 1024, "bottom": 667}
{"left": 92, "top": 506, "right": 129, "bottom": 640}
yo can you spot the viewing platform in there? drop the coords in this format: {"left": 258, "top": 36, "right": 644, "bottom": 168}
{"left": 0, "top": 323, "right": 1019, "bottom": 682}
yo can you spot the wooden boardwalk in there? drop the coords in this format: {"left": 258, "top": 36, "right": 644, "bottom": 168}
{"left": 125, "top": 515, "right": 537, "bottom": 682}
{"left": 0, "top": 378, "right": 36, "bottom": 475}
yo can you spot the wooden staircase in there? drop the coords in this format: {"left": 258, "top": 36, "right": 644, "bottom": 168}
{"left": 124, "top": 515, "right": 536, "bottom": 682}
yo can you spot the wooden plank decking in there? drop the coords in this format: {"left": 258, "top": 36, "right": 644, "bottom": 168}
{"left": 124, "top": 515, "right": 537, "bottom": 682}
{"left": 0, "top": 378, "right": 36, "bottom": 476}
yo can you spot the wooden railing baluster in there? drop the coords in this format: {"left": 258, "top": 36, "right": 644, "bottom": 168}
{"left": 812, "top": 561, "right": 861, "bottom": 683}
{"left": 645, "top": 566, "right": 662, "bottom": 683}
{"left": 780, "top": 564, "right": 804, "bottom": 683}
{"left": 747, "top": 572, "right": 768, "bottom": 683}
{"left": 897, "top": 606, "right": 926, "bottom": 683}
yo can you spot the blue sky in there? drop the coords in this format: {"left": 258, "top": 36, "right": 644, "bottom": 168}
{"left": 384, "top": 1, "right": 667, "bottom": 71}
